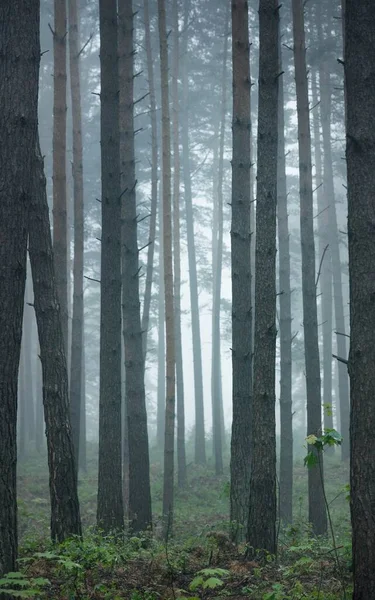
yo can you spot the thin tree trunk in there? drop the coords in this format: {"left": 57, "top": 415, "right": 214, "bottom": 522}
{"left": 35, "top": 348, "right": 45, "bottom": 455}
{"left": 52, "top": 0, "right": 68, "bottom": 351}
{"left": 181, "top": 0, "right": 206, "bottom": 465}
{"left": 171, "top": 0, "right": 187, "bottom": 489}
{"left": 68, "top": 0, "right": 84, "bottom": 474}
{"left": 18, "top": 331, "right": 27, "bottom": 460}
{"left": 119, "top": 0, "right": 152, "bottom": 533}
{"left": 158, "top": 0, "right": 176, "bottom": 536}
{"left": 0, "top": 0, "right": 39, "bottom": 575}
{"left": 141, "top": 0, "right": 158, "bottom": 363}
{"left": 277, "top": 39, "right": 293, "bottom": 524}
{"left": 345, "top": 2, "right": 375, "bottom": 597}
{"left": 24, "top": 271, "right": 36, "bottom": 445}
{"left": 97, "top": 0, "right": 124, "bottom": 533}
{"left": 291, "top": 0, "right": 327, "bottom": 536}
{"left": 30, "top": 141, "right": 82, "bottom": 542}
{"left": 230, "top": 0, "right": 252, "bottom": 543}
{"left": 156, "top": 200, "right": 166, "bottom": 451}
{"left": 79, "top": 342, "right": 86, "bottom": 472}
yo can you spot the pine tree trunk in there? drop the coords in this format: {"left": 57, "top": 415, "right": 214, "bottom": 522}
{"left": 230, "top": 0, "right": 252, "bottom": 543}
{"left": 35, "top": 343, "right": 45, "bottom": 455}
{"left": 30, "top": 142, "right": 82, "bottom": 542}
{"left": 157, "top": 201, "right": 166, "bottom": 451}
{"left": 53, "top": 0, "right": 68, "bottom": 351}
{"left": 345, "top": 2, "right": 375, "bottom": 597}
{"left": 181, "top": 0, "right": 206, "bottom": 465}
{"left": 0, "top": 0, "right": 39, "bottom": 575}
{"left": 68, "top": 0, "right": 84, "bottom": 474}
{"left": 79, "top": 343, "right": 87, "bottom": 472}
{"left": 97, "top": 0, "right": 124, "bottom": 533}
{"left": 291, "top": 0, "right": 327, "bottom": 536}
{"left": 277, "top": 38, "right": 293, "bottom": 525}
{"left": 119, "top": 0, "right": 152, "bottom": 533}
{"left": 24, "top": 272, "right": 36, "bottom": 445}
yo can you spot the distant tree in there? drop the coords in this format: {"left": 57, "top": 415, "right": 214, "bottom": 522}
{"left": 291, "top": 0, "right": 327, "bottom": 536}
{"left": 345, "top": 1, "right": 375, "bottom": 597}
{"left": 157, "top": 201, "right": 166, "bottom": 451}
{"left": 0, "top": 0, "right": 40, "bottom": 576}
{"left": 97, "top": 0, "right": 124, "bottom": 533}
{"left": 230, "top": 0, "right": 252, "bottom": 543}
{"left": 118, "top": 0, "right": 152, "bottom": 532}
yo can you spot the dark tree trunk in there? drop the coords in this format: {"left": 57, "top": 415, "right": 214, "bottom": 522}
{"left": 277, "top": 39, "right": 293, "bottom": 524}
{"left": 118, "top": 0, "right": 152, "bottom": 533}
{"left": 79, "top": 343, "right": 87, "bottom": 472}
{"left": 345, "top": 2, "right": 375, "bottom": 597}
{"left": 35, "top": 345, "right": 45, "bottom": 455}
{"left": 230, "top": 0, "right": 252, "bottom": 543}
{"left": 30, "top": 142, "right": 82, "bottom": 542}
{"left": 0, "top": 0, "right": 40, "bottom": 575}
{"left": 52, "top": 0, "right": 68, "bottom": 351}
{"left": 97, "top": 0, "right": 124, "bottom": 533}
{"left": 247, "top": 0, "right": 279, "bottom": 557}
{"left": 292, "top": 0, "right": 327, "bottom": 536}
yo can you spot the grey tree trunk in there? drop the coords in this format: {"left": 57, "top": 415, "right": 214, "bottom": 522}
{"left": 156, "top": 197, "right": 166, "bottom": 451}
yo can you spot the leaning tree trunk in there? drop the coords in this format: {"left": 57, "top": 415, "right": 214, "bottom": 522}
{"left": 247, "top": 0, "right": 279, "bottom": 557}
{"left": 52, "top": 0, "right": 68, "bottom": 351}
{"left": 68, "top": 0, "right": 85, "bottom": 474}
{"left": 0, "top": 0, "right": 40, "bottom": 576}
{"left": 30, "top": 142, "right": 82, "bottom": 542}
{"left": 97, "top": 0, "right": 124, "bottom": 533}
{"left": 118, "top": 0, "right": 152, "bottom": 533}
{"left": 158, "top": 0, "right": 176, "bottom": 537}
{"left": 230, "top": 0, "right": 252, "bottom": 543}
{"left": 292, "top": 0, "right": 327, "bottom": 536}
{"left": 345, "top": 2, "right": 375, "bottom": 598}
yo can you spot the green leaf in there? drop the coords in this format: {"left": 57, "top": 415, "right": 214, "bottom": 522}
{"left": 304, "top": 451, "right": 318, "bottom": 468}
{"left": 202, "top": 577, "right": 224, "bottom": 589}
{"left": 189, "top": 576, "right": 204, "bottom": 591}
{"left": 0, "top": 590, "right": 40, "bottom": 598}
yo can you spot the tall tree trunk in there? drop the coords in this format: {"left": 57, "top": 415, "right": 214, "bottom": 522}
{"left": 24, "top": 272, "right": 36, "bottom": 444}
{"left": 79, "top": 342, "right": 87, "bottom": 472}
{"left": 18, "top": 330, "right": 27, "bottom": 460}
{"left": 345, "top": 2, "right": 375, "bottom": 597}
{"left": 211, "top": 4, "right": 229, "bottom": 477}
{"left": 68, "top": 0, "right": 84, "bottom": 474}
{"left": 181, "top": 0, "right": 206, "bottom": 465}
{"left": 157, "top": 202, "right": 166, "bottom": 451}
{"left": 172, "top": 0, "right": 187, "bottom": 489}
{"left": 53, "top": 0, "right": 68, "bottom": 351}
{"left": 35, "top": 348, "right": 45, "bottom": 455}
{"left": 247, "top": 0, "right": 279, "bottom": 556}
{"left": 141, "top": 0, "right": 158, "bottom": 363}
{"left": 97, "top": 0, "right": 124, "bottom": 533}
{"left": 30, "top": 142, "right": 82, "bottom": 542}
{"left": 277, "top": 40, "right": 293, "bottom": 524}
{"left": 158, "top": 0, "right": 176, "bottom": 536}
{"left": 230, "top": 0, "right": 252, "bottom": 543}
{"left": 119, "top": 0, "right": 152, "bottom": 533}
{"left": 0, "top": 0, "right": 39, "bottom": 575}
{"left": 292, "top": 0, "right": 327, "bottom": 536}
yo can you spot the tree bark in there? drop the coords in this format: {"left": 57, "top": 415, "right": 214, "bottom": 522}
{"left": 97, "top": 0, "right": 124, "bottom": 533}
{"left": 0, "top": 0, "right": 40, "bottom": 575}
{"left": 230, "top": 0, "right": 252, "bottom": 543}
{"left": 345, "top": 2, "right": 375, "bottom": 597}
{"left": 292, "top": 0, "right": 327, "bottom": 536}
{"left": 156, "top": 199, "right": 166, "bottom": 451}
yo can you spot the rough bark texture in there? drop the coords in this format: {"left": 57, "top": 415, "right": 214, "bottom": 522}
{"left": 30, "top": 142, "right": 82, "bottom": 542}
{"left": 277, "top": 39, "right": 293, "bottom": 525}
{"left": 0, "top": 0, "right": 40, "bottom": 575}
{"left": 118, "top": 0, "right": 152, "bottom": 533}
{"left": 171, "top": 0, "right": 187, "bottom": 489}
{"left": 158, "top": 0, "right": 176, "bottom": 536}
{"left": 52, "top": 0, "right": 68, "bottom": 352}
{"left": 292, "top": 0, "right": 327, "bottom": 536}
{"left": 345, "top": 2, "right": 375, "bottom": 598}
{"left": 141, "top": 0, "right": 158, "bottom": 363}
{"left": 181, "top": 0, "right": 206, "bottom": 465}
{"left": 247, "top": 0, "right": 279, "bottom": 556}
{"left": 68, "top": 0, "right": 84, "bottom": 474}
{"left": 97, "top": 0, "right": 124, "bottom": 533}
{"left": 230, "top": 0, "right": 252, "bottom": 543}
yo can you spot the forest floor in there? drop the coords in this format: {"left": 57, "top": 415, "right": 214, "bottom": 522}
{"left": 5, "top": 446, "right": 352, "bottom": 599}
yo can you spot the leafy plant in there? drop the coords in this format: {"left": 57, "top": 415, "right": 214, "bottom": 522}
{"left": 177, "top": 568, "right": 230, "bottom": 599}
{"left": 0, "top": 571, "right": 50, "bottom": 598}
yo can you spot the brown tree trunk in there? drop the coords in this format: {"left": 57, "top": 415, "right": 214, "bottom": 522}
{"left": 30, "top": 141, "right": 82, "bottom": 542}
{"left": 68, "top": 0, "right": 84, "bottom": 474}
{"left": 118, "top": 0, "right": 152, "bottom": 533}
{"left": 292, "top": 0, "right": 327, "bottom": 536}
{"left": 345, "top": 2, "right": 375, "bottom": 597}
{"left": 230, "top": 0, "right": 252, "bottom": 543}
{"left": 52, "top": 0, "right": 68, "bottom": 351}
{"left": 0, "top": 0, "right": 40, "bottom": 575}
{"left": 158, "top": 0, "right": 176, "bottom": 536}
{"left": 247, "top": 0, "right": 279, "bottom": 556}
{"left": 97, "top": 0, "right": 124, "bottom": 533}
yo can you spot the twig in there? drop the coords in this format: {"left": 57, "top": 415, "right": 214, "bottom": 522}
{"left": 315, "top": 244, "right": 329, "bottom": 288}
{"left": 332, "top": 353, "right": 348, "bottom": 365}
